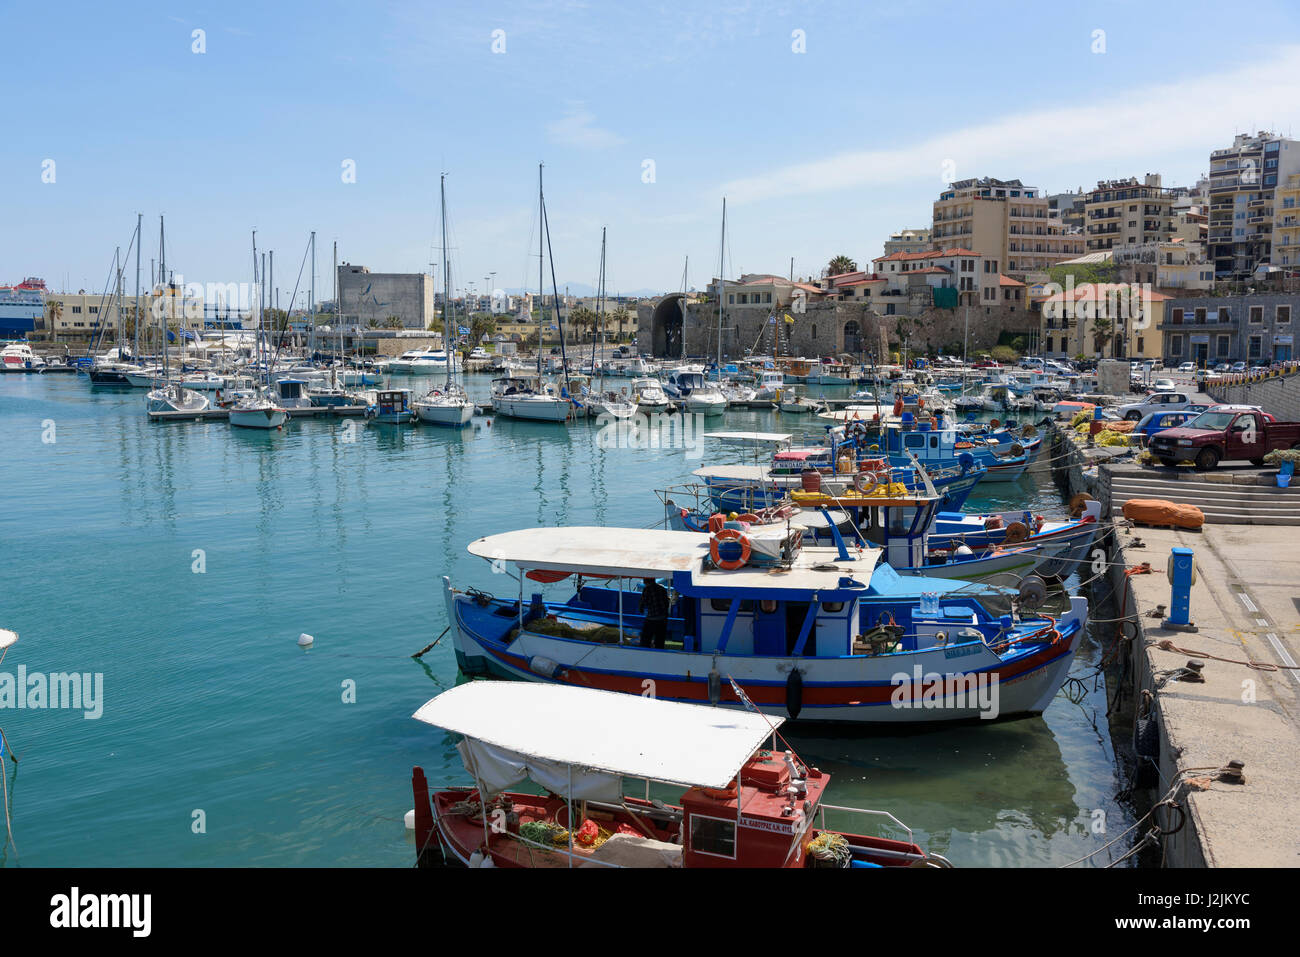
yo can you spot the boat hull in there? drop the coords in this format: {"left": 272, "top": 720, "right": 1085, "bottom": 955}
{"left": 491, "top": 396, "right": 571, "bottom": 421}
{"left": 229, "top": 407, "right": 288, "bottom": 428}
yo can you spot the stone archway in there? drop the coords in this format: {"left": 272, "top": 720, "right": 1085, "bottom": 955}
{"left": 651, "top": 294, "right": 686, "bottom": 358}
{"left": 843, "top": 319, "right": 862, "bottom": 355}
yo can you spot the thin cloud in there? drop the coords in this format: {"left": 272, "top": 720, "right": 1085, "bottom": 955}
{"left": 719, "top": 44, "right": 1300, "bottom": 204}
{"left": 546, "top": 104, "right": 626, "bottom": 149}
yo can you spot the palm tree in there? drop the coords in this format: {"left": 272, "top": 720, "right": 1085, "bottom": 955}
{"left": 1092, "top": 316, "right": 1114, "bottom": 357}
{"left": 828, "top": 255, "right": 857, "bottom": 276}
{"left": 383, "top": 315, "right": 404, "bottom": 329}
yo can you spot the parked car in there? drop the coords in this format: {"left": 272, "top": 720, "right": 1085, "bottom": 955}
{"left": 1213, "top": 362, "right": 1230, "bottom": 373}
{"left": 1116, "top": 391, "right": 1193, "bottom": 421}
{"left": 1148, "top": 409, "right": 1300, "bottom": 469}
{"left": 1230, "top": 361, "right": 1247, "bottom": 373}
{"left": 1152, "top": 377, "right": 1177, "bottom": 392}
{"left": 1177, "top": 361, "right": 1196, "bottom": 373}
{"left": 1250, "top": 360, "right": 1270, "bottom": 370}
{"left": 1134, "top": 409, "right": 1198, "bottom": 446}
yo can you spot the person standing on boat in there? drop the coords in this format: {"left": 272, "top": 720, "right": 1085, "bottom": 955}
{"left": 639, "top": 578, "right": 670, "bottom": 650}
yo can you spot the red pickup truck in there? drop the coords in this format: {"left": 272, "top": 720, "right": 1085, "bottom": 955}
{"left": 1148, "top": 409, "right": 1300, "bottom": 470}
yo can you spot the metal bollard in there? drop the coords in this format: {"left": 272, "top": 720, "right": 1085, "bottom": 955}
{"left": 1162, "top": 546, "right": 1198, "bottom": 632}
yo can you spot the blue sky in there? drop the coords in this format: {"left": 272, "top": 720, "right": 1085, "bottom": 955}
{"left": 7, "top": 0, "right": 1300, "bottom": 301}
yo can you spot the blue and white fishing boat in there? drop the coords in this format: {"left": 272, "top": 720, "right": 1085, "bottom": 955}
{"left": 365, "top": 388, "right": 416, "bottom": 424}
{"left": 443, "top": 524, "right": 1088, "bottom": 724}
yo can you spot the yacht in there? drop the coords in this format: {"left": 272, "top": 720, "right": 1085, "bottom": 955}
{"left": 389, "top": 349, "right": 460, "bottom": 375}
{"left": 630, "top": 377, "right": 671, "bottom": 411}
{"left": 490, "top": 374, "right": 571, "bottom": 422}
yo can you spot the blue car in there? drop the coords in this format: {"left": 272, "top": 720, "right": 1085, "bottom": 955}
{"left": 1135, "top": 408, "right": 1201, "bottom": 446}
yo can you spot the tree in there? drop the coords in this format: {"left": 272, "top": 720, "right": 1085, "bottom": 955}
{"left": 383, "top": 315, "right": 404, "bottom": 329}
{"left": 828, "top": 255, "right": 857, "bottom": 276}
{"left": 568, "top": 306, "right": 598, "bottom": 341}
{"left": 1092, "top": 316, "right": 1114, "bottom": 356}
{"left": 469, "top": 313, "right": 497, "bottom": 346}
{"left": 990, "top": 344, "right": 1020, "bottom": 364}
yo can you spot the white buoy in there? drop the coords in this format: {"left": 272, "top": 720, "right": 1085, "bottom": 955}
{"left": 404, "top": 809, "right": 416, "bottom": 830}
{"left": 297, "top": 633, "right": 314, "bottom": 647}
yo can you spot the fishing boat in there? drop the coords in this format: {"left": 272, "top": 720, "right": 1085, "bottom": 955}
{"left": 445, "top": 523, "right": 1088, "bottom": 724}
{"left": 409, "top": 681, "right": 948, "bottom": 868}
{"left": 366, "top": 388, "right": 416, "bottom": 424}
{"left": 414, "top": 175, "right": 475, "bottom": 428}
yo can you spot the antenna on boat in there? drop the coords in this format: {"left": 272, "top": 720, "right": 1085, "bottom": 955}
{"left": 723, "top": 675, "right": 811, "bottom": 774}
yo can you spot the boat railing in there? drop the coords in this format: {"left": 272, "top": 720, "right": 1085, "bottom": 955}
{"left": 815, "top": 803, "right": 913, "bottom": 848}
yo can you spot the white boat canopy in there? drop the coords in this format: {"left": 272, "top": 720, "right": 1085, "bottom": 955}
{"left": 468, "top": 526, "right": 709, "bottom": 578}
{"left": 412, "top": 682, "right": 782, "bottom": 792}
{"left": 703, "top": 431, "right": 793, "bottom": 446}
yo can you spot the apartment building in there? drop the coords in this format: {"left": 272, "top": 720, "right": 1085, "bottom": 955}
{"left": 931, "top": 177, "right": 1084, "bottom": 277}
{"left": 882, "top": 228, "right": 931, "bottom": 257}
{"left": 1160, "top": 293, "right": 1298, "bottom": 365}
{"left": 1083, "top": 174, "right": 1177, "bottom": 252}
{"left": 1276, "top": 173, "right": 1300, "bottom": 270}
{"left": 1038, "top": 283, "right": 1169, "bottom": 360}
{"left": 1207, "top": 131, "right": 1300, "bottom": 279}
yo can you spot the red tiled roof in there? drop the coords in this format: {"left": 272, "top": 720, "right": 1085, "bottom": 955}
{"left": 1036, "top": 282, "right": 1171, "bottom": 304}
{"left": 997, "top": 274, "right": 1025, "bottom": 287}
{"left": 839, "top": 278, "right": 887, "bottom": 287}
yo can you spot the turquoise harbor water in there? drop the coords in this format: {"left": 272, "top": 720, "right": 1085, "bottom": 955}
{"left": 0, "top": 372, "right": 1132, "bottom": 867}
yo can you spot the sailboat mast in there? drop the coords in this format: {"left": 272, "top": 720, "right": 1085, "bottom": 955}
{"left": 537, "top": 163, "right": 544, "bottom": 379}
{"left": 134, "top": 213, "right": 142, "bottom": 357}
{"left": 716, "top": 198, "right": 726, "bottom": 378}
{"left": 309, "top": 230, "right": 316, "bottom": 355}
{"left": 441, "top": 173, "right": 452, "bottom": 390}
{"left": 160, "top": 218, "right": 168, "bottom": 376}
{"left": 597, "top": 226, "right": 606, "bottom": 392}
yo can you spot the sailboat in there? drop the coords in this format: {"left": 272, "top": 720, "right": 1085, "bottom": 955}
{"left": 146, "top": 217, "right": 211, "bottom": 415}
{"left": 228, "top": 230, "right": 287, "bottom": 430}
{"left": 490, "top": 164, "right": 573, "bottom": 423}
{"left": 584, "top": 227, "right": 635, "bottom": 420}
{"left": 683, "top": 199, "right": 729, "bottom": 418}
{"left": 415, "top": 175, "right": 475, "bottom": 427}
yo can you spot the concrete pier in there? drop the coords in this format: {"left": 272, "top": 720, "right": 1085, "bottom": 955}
{"left": 1105, "top": 524, "right": 1300, "bottom": 867}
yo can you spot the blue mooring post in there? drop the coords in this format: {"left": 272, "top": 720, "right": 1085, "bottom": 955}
{"left": 1162, "top": 546, "right": 1198, "bottom": 632}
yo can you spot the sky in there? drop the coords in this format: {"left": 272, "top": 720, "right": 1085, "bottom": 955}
{"left": 7, "top": 0, "right": 1300, "bottom": 304}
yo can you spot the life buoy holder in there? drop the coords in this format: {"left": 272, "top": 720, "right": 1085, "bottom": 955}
{"left": 707, "top": 512, "right": 727, "bottom": 534}
{"left": 710, "top": 528, "right": 751, "bottom": 570}
{"left": 893, "top": 397, "right": 904, "bottom": 417}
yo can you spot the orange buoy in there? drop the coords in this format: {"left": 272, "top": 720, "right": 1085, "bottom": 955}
{"left": 710, "top": 528, "right": 751, "bottom": 570}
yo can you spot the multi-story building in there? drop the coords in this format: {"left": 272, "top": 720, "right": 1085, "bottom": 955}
{"left": 882, "top": 228, "right": 931, "bottom": 257}
{"left": 1046, "top": 188, "right": 1086, "bottom": 232}
{"left": 336, "top": 264, "right": 435, "bottom": 329}
{"left": 930, "top": 177, "right": 1084, "bottom": 277}
{"left": 1159, "top": 293, "right": 1298, "bottom": 366}
{"left": 1083, "top": 175, "right": 1177, "bottom": 252}
{"left": 1037, "top": 283, "right": 1169, "bottom": 360}
{"left": 1207, "top": 131, "right": 1300, "bottom": 279}
{"left": 1275, "top": 173, "right": 1300, "bottom": 270}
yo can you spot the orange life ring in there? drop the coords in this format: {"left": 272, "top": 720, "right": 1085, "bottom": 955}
{"left": 710, "top": 528, "right": 751, "bottom": 570}
{"left": 737, "top": 513, "right": 760, "bottom": 524}
{"left": 853, "top": 470, "right": 878, "bottom": 493}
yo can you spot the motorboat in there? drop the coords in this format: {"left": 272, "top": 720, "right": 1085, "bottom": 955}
{"left": 630, "top": 377, "right": 671, "bottom": 412}
{"left": 443, "top": 523, "right": 1088, "bottom": 725}
{"left": 409, "top": 681, "right": 948, "bottom": 869}
{"left": 682, "top": 382, "right": 727, "bottom": 416}
{"left": 227, "top": 389, "right": 288, "bottom": 429}
{"left": 366, "top": 388, "right": 416, "bottom": 424}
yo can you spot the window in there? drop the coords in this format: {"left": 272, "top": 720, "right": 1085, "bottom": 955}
{"left": 821, "top": 601, "right": 844, "bottom": 613}
{"left": 1249, "top": 336, "right": 1262, "bottom": 358}
{"left": 71, "top": 305, "right": 82, "bottom": 314}
{"left": 728, "top": 294, "right": 734, "bottom": 304}
{"left": 1218, "top": 308, "right": 1230, "bottom": 322}
{"left": 1194, "top": 307, "right": 1206, "bottom": 323}
{"left": 810, "top": 324, "right": 816, "bottom": 340}
{"left": 689, "top": 814, "right": 737, "bottom": 858}
{"left": 1278, "top": 305, "right": 1292, "bottom": 324}
{"left": 1217, "top": 335, "right": 1230, "bottom": 357}
{"left": 1136, "top": 336, "right": 1144, "bottom": 353}
{"left": 1170, "top": 336, "right": 1183, "bottom": 356}
{"left": 89, "top": 306, "right": 99, "bottom": 314}
{"left": 1171, "top": 308, "right": 1183, "bottom": 324}
{"left": 1250, "top": 306, "right": 1263, "bottom": 323}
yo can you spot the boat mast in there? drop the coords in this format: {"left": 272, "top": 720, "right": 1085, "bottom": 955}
{"left": 597, "top": 226, "right": 606, "bottom": 393}
{"left": 716, "top": 198, "right": 726, "bottom": 380}
{"left": 537, "top": 163, "right": 544, "bottom": 381}
{"left": 160, "top": 217, "right": 168, "bottom": 379}
{"left": 134, "top": 213, "right": 142, "bottom": 358}
{"left": 309, "top": 230, "right": 316, "bottom": 357}
{"left": 441, "top": 173, "right": 453, "bottom": 391}
{"left": 680, "top": 255, "right": 688, "bottom": 362}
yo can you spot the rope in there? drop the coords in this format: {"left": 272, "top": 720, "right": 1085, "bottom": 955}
{"left": 1150, "top": 638, "right": 1300, "bottom": 673}
{"left": 1058, "top": 764, "right": 1225, "bottom": 868}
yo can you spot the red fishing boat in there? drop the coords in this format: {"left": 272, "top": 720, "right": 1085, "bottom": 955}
{"left": 410, "top": 682, "right": 951, "bottom": 869}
